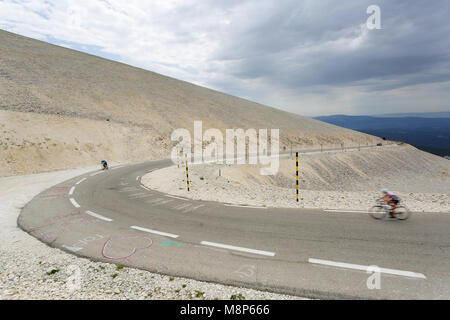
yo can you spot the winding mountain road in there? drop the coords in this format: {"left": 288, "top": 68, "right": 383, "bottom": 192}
{"left": 18, "top": 158, "right": 450, "bottom": 299}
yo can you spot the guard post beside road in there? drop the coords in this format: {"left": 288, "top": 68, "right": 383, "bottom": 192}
{"left": 296, "top": 152, "right": 299, "bottom": 202}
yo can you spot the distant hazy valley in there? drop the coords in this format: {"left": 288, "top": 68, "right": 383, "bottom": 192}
{"left": 314, "top": 113, "right": 450, "bottom": 158}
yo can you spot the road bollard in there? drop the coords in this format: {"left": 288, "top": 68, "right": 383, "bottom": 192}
{"left": 296, "top": 152, "right": 299, "bottom": 202}
{"left": 185, "top": 154, "right": 190, "bottom": 191}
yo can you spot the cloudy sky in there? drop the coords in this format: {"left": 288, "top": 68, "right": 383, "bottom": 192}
{"left": 1, "top": 0, "right": 449, "bottom": 116}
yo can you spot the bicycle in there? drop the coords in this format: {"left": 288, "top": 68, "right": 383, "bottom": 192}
{"left": 368, "top": 200, "right": 411, "bottom": 220}
{"left": 101, "top": 160, "right": 109, "bottom": 170}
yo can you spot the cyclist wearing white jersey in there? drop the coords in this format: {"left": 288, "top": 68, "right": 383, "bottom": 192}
{"left": 380, "top": 189, "right": 399, "bottom": 217}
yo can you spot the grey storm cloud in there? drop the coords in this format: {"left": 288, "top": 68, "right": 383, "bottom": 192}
{"left": 211, "top": 0, "right": 450, "bottom": 92}
{"left": 1, "top": 0, "right": 449, "bottom": 115}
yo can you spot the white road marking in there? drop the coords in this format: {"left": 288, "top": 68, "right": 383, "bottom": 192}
{"left": 224, "top": 204, "right": 267, "bottom": 209}
{"left": 62, "top": 245, "right": 83, "bottom": 252}
{"left": 75, "top": 178, "right": 87, "bottom": 185}
{"left": 128, "top": 192, "right": 149, "bottom": 198}
{"left": 90, "top": 171, "right": 104, "bottom": 177}
{"left": 118, "top": 187, "right": 139, "bottom": 192}
{"left": 69, "top": 186, "right": 75, "bottom": 195}
{"left": 111, "top": 165, "right": 124, "bottom": 170}
{"left": 130, "top": 226, "right": 179, "bottom": 238}
{"left": 165, "top": 195, "right": 189, "bottom": 201}
{"left": 173, "top": 203, "right": 192, "bottom": 210}
{"left": 183, "top": 204, "right": 205, "bottom": 213}
{"left": 308, "top": 258, "right": 426, "bottom": 279}
{"left": 145, "top": 198, "right": 166, "bottom": 204}
{"left": 129, "top": 192, "right": 147, "bottom": 196}
{"left": 324, "top": 209, "right": 371, "bottom": 214}
{"left": 129, "top": 194, "right": 153, "bottom": 199}
{"left": 154, "top": 199, "right": 173, "bottom": 205}
{"left": 140, "top": 185, "right": 151, "bottom": 191}
{"left": 200, "top": 241, "right": 276, "bottom": 257}
{"left": 136, "top": 176, "right": 140, "bottom": 181}
{"left": 69, "top": 198, "right": 80, "bottom": 208}
{"left": 85, "top": 211, "right": 113, "bottom": 222}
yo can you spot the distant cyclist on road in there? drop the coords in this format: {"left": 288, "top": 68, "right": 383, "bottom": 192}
{"left": 101, "top": 160, "right": 108, "bottom": 170}
{"left": 380, "top": 189, "right": 399, "bottom": 217}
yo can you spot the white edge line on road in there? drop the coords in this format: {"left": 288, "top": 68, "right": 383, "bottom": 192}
{"left": 324, "top": 209, "right": 371, "bottom": 214}
{"left": 75, "top": 178, "right": 87, "bottom": 185}
{"left": 200, "top": 241, "right": 275, "bottom": 257}
{"left": 173, "top": 203, "right": 192, "bottom": 210}
{"left": 69, "top": 198, "right": 80, "bottom": 208}
{"left": 165, "top": 195, "right": 189, "bottom": 201}
{"left": 90, "top": 171, "right": 104, "bottom": 176}
{"left": 111, "top": 165, "right": 124, "bottom": 170}
{"left": 224, "top": 204, "right": 267, "bottom": 209}
{"left": 308, "top": 258, "right": 426, "bottom": 279}
{"left": 62, "top": 245, "right": 83, "bottom": 252}
{"left": 69, "top": 186, "right": 75, "bottom": 195}
{"left": 129, "top": 194, "right": 153, "bottom": 199}
{"left": 130, "top": 226, "right": 179, "bottom": 238}
{"left": 85, "top": 211, "right": 113, "bottom": 222}
{"left": 128, "top": 192, "right": 147, "bottom": 197}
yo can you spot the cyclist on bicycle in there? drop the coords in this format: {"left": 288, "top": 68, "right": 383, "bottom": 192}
{"left": 101, "top": 160, "right": 108, "bottom": 170}
{"left": 380, "top": 188, "right": 399, "bottom": 217}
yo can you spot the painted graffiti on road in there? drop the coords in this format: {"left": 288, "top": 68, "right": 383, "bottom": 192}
{"left": 37, "top": 186, "right": 71, "bottom": 200}
{"left": 29, "top": 211, "right": 101, "bottom": 232}
{"left": 233, "top": 264, "right": 256, "bottom": 279}
{"left": 63, "top": 234, "right": 105, "bottom": 253}
{"left": 28, "top": 210, "right": 102, "bottom": 242}
{"left": 101, "top": 236, "right": 153, "bottom": 260}
{"left": 160, "top": 239, "right": 185, "bottom": 247}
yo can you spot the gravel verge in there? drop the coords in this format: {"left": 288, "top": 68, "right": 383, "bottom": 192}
{"left": 142, "top": 147, "right": 450, "bottom": 213}
{"left": 0, "top": 166, "right": 301, "bottom": 300}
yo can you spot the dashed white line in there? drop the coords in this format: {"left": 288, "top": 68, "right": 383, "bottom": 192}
{"left": 156, "top": 199, "right": 173, "bottom": 205}
{"left": 165, "top": 195, "right": 189, "bottom": 201}
{"left": 69, "top": 198, "right": 80, "bottom": 208}
{"left": 85, "top": 210, "right": 113, "bottom": 222}
{"left": 200, "top": 241, "right": 275, "bottom": 257}
{"left": 173, "top": 203, "right": 192, "bottom": 210}
{"left": 224, "top": 204, "right": 267, "bottom": 209}
{"left": 308, "top": 258, "right": 426, "bottom": 279}
{"left": 118, "top": 187, "right": 139, "bottom": 192}
{"left": 69, "top": 186, "right": 75, "bottom": 196}
{"left": 62, "top": 245, "right": 83, "bottom": 252}
{"left": 145, "top": 198, "right": 167, "bottom": 204}
{"left": 128, "top": 192, "right": 147, "bottom": 197}
{"left": 182, "top": 204, "right": 205, "bottom": 213}
{"left": 147, "top": 198, "right": 173, "bottom": 206}
{"left": 130, "top": 226, "right": 179, "bottom": 238}
{"left": 90, "top": 171, "right": 104, "bottom": 177}
{"left": 129, "top": 194, "right": 153, "bottom": 199}
{"left": 75, "top": 178, "right": 87, "bottom": 185}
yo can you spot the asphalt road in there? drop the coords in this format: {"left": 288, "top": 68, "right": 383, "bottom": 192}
{"left": 18, "top": 158, "right": 450, "bottom": 299}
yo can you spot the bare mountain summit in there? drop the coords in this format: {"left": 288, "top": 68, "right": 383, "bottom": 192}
{"left": 0, "top": 30, "right": 380, "bottom": 176}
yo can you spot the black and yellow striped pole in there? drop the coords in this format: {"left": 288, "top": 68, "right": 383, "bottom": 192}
{"left": 296, "top": 152, "right": 299, "bottom": 202}
{"left": 185, "top": 154, "right": 190, "bottom": 191}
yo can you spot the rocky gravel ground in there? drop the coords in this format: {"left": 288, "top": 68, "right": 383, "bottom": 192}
{"left": 143, "top": 146, "right": 450, "bottom": 213}
{"left": 0, "top": 167, "right": 300, "bottom": 300}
